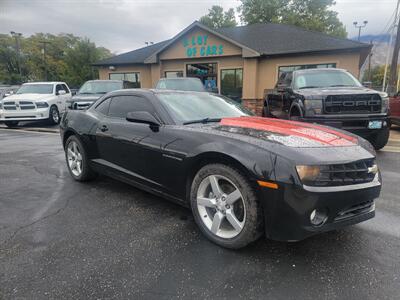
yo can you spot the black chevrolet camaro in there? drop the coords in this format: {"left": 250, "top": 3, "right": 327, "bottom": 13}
{"left": 60, "top": 89, "right": 381, "bottom": 249}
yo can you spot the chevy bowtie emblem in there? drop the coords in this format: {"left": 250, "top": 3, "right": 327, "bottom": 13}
{"left": 368, "top": 164, "right": 378, "bottom": 174}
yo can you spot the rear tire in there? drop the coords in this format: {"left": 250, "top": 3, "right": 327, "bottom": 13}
{"left": 369, "top": 127, "right": 390, "bottom": 150}
{"left": 190, "top": 163, "right": 263, "bottom": 249}
{"left": 48, "top": 105, "right": 60, "bottom": 125}
{"left": 65, "top": 135, "right": 97, "bottom": 181}
{"left": 4, "top": 121, "right": 19, "bottom": 128}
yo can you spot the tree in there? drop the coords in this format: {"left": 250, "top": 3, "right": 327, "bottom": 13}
{"left": 0, "top": 33, "right": 112, "bottom": 86}
{"left": 238, "top": 0, "right": 347, "bottom": 38}
{"left": 200, "top": 5, "right": 237, "bottom": 29}
{"left": 362, "top": 65, "right": 389, "bottom": 89}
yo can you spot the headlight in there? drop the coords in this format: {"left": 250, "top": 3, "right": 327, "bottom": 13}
{"left": 381, "top": 96, "right": 389, "bottom": 113}
{"left": 303, "top": 99, "right": 323, "bottom": 116}
{"left": 296, "top": 165, "right": 321, "bottom": 182}
{"left": 0, "top": 101, "right": 2, "bottom": 109}
{"left": 36, "top": 102, "right": 49, "bottom": 108}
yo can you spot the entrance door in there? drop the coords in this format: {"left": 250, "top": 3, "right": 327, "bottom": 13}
{"left": 186, "top": 63, "right": 217, "bottom": 91}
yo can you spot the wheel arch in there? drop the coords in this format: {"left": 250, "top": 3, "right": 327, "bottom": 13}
{"left": 185, "top": 151, "right": 258, "bottom": 204}
{"left": 62, "top": 128, "right": 79, "bottom": 149}
{"left": 289, "top": 100, "right": 304, "bottom": 118}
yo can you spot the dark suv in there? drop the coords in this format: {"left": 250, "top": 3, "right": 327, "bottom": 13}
{"left": 264, "top": 68, "right": 390, "bottom": 149}
{"left": 67, "top": 80, "right": 137, "bottom": 110}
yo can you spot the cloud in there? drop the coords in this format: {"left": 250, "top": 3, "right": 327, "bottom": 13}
{"left": 0, "top": 0, "right": 394, "bottom": 54}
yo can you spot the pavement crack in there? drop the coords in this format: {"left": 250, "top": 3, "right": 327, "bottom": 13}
{"left": 0, "top": 191, "right": 79, "bottom": 250}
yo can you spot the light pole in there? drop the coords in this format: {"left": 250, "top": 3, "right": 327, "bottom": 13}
{"left": 10, "top": 31, "right": 22, "bottom": 82}
{"left": 353, "top": 20, "right": 368, "bottom": 41}
{"left": 39, "top": 40, "right": 51, "bottom": 81}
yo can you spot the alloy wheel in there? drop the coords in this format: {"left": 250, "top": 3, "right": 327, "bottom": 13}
{"left": 196, "top": 175, "right": 246, "bottom": 239}
{"left": 67, "top": 141, "right": 83, "bottom": 176}
{"left": 52, "top": 108, "right": 60, "bottom": 123}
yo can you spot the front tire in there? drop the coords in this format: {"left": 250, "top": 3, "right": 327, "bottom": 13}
{"left": 190, "top": 164, "right": 263, "bottom": 249}
{"left": 369, "top": 127, "right": 390, "bottom": 150}
{"left": 48, "top": 105, "right": 60, "bottom": 125}
{"left": 4, "top": 121, "right": 19, "bottom": 127}
{"left": 65, "top": 135, "right": 97, "bottom": 181}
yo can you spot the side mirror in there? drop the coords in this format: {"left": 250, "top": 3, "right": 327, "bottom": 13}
{"left": 58, "top": 90, "right": 66, "bottom": 95}
{"left": 126, "top": 111, "right": 161, "bottom": 127}
{"left": 276, "top": 84, "right": 288, "bottom": 93}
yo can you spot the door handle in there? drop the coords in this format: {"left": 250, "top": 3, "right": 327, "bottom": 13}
{"left": 100, "top": 125, "right": 108, "bottom": 132}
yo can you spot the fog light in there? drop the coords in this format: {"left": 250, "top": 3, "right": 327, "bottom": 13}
{"left": 310, "top": 209, "right": 328, "bottom": 226}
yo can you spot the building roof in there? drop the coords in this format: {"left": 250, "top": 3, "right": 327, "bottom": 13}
{"left": 93, "top": 40, "right": 170, "bottom": 66}
{"left": 94, "top": 21, "right": 371, "bottom": 66}
{"left": 216, "top": 23, "right": 370, "bottom": 56}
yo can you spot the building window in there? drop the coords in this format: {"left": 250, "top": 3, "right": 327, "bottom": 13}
{"left": 221, "top": 68, "right": 243, "bottom": 102}
{"left": 278, "top": 63, "right": 336, "bottom": 77}
{"left": 165, "top": 71, "right": 183, "bottom": 78}
{"left": 186, "top": 63, "right": 218, "bottom": 88}
{"left": 109, "top": 72, "right": 141, "bottom": 88}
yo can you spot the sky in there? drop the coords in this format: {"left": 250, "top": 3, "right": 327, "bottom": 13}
{"left": 0, "top": 0, "right": 397, "bottom": 54}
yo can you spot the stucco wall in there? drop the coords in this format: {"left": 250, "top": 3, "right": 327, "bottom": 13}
{"left": 98, "top": 65, "right": 153, "bottom": 88}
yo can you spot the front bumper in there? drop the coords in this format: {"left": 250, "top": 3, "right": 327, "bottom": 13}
{"left": 301, "top": 115, "right": 390, "bottom": 139}
{"left": 0, "top": 108, "right": 50, "bottom": 122}
{"left": 260, "top": 175, "right": 381, "bottom": 241}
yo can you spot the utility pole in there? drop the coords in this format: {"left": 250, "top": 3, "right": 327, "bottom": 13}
{"left": 353, "top": 20, "right": 368, "bottom": 41}
{"left": 39, "top": 41, "right": 50, "bottom": 81}
{"left": 10, "top": 31, "right": 22, "bottom": 82}
{"left": 388, "top": 4, "right": 400, "bottom": 95}
{"left": 383, "top": 0, "right": 400, "bottom": 91}
{"left": 368, "top": 40, "right": 373, "bottom": 82}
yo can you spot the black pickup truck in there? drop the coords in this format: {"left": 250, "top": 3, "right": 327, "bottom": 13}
{"left": 264, "top": 68, "right": 390, "bottom": 149}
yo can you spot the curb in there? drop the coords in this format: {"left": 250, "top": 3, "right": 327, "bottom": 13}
{"left": 0, "top": 126, "right": 59, "bottom": 134}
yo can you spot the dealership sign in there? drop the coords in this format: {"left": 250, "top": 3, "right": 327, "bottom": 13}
{"left": 183, "top": 34, "right": 224, "bottom": 58}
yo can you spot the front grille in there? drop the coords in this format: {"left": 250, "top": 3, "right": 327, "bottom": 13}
{"left": 312, "top": 159, "right": 376, "bottom": 186}
{"left": 334, "top": 200, "right": 374, "bottom": 221}
{"left": 3, "top": 101, "right": 17, "bottom": 110}
{"left": 325, "top": 94, "right": 381, "bottom": 114}
{"left": 19, "top": 101, "right": 35, "bottom": 110}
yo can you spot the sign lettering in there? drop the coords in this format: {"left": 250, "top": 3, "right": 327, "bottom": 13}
{"left": 182, "top": 34, "right": 224, "bottom": 58}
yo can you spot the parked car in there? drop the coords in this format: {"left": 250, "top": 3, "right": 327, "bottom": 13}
{"left": 0, "top": 85, "right": 20, "bottom": 100}
{"left": 156, "top": 77, "right": 218, "bottom": 93}
{"left": 264, "top": 68, "right": 390, "bottom": 150}
{"left": 0, "top": 82, "right": 71, "bottom": 127}
{"left": 67, "top": 80, "right": 137, "bottom": 110}
{"left": 390, "top": 92, "right": 400, "bottom": 126}
{"left": 61, "top": 89, "right": 381, "bottom": 249}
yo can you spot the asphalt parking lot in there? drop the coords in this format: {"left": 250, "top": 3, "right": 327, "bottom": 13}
{"left": 0, "top": 127, "right": 399, "bottom": 299}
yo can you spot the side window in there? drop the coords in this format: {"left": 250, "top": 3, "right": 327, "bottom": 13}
{"left": 108, "top": 95, "right": 155, "bottom": 119}
{"left": 61, "top": 84, "right": 70, "bottom": 94}
{"left": 284, "top": 73, "right": 293, "bottom": 86}
{"left": 95, "top": 98, "right": 111, "bottom": 115}
{"left": 56, "top": 84, "right": 63, "bottom": 94}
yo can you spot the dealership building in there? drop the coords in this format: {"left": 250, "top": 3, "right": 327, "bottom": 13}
{"left": 94, "top": 21, "right": 371, "bottom": 115}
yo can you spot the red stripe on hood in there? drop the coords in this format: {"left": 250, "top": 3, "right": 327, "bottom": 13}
{"left": 220, "top": 117, "right": 358, "bottom": 146}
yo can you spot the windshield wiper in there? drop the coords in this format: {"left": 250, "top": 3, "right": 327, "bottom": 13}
{"left": 183, "top": 118, "right": 221, "bottom": 125}
{"left": 298, "top": 86, "right": 320, "bottom": 89}
{"left": 329, "top": 84, "right": 353, "bottom": 87}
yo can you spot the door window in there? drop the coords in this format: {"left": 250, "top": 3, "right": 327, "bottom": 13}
{"left": 61, "top": 84, "right": 70, "bottom": 93}
{"left": 55, "top": 84, "right": 63, "bottom": 94}
{"left": 95, "top": 98, "right": 111, "bottom": 115}
{"left": 108, "top": 95, "right": 155, "bottom": 119}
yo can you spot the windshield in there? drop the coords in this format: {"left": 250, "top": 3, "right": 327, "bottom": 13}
{"left": 17, "top": 84, "right": 53, "bottom": 94}
{"left": 156, "top": 79, "right": 206, "bottom": 92}
{"left": 78, "top": 81, "right": 122, "bottom": 94}
{"left": 293, "top": 70, "right": 362, "bottom": 89}
{"left": 157, "top": 92, "right": 252, "bottom": 123}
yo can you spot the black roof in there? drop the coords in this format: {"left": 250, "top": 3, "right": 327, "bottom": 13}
{"left": 216, "top": 23, "right": 370, "bottom": 56}
{"left": 94, "top": 22, "right": 370, "bottom": 66}
{"left": 93, "top": 40, "right": 170, "bottom": 66}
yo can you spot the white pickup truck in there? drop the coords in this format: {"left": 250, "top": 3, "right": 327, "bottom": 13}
{"left": 0, "top": 82, "right": 72, "bottom": 127}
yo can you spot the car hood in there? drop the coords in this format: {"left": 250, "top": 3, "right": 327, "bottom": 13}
{"left": 181, "top": 116, "right": 375, "bottom": 164}
{"left": 295, "top": 86, "right": 386, "bottom": 99}
{"left": 2, "top": 93, "right": 54, "bottom": 102}
{"left": 69, "top": 94, "right": 104, "bottom": 102}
